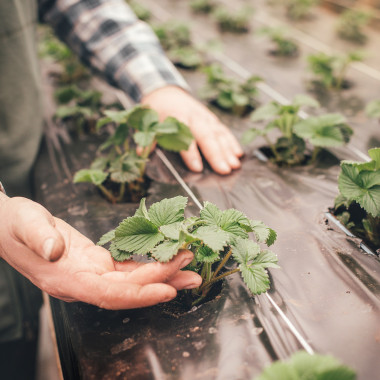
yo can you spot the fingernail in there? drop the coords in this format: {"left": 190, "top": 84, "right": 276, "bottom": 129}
{"left": 43, "top": 238, "right": 55, "bottom": 261}
{"left": 183, "top": 282, "right": 201, "bottom": 290}
{"left": 179, "top": 254, "right": 193, "bottom": 269}
{"left": 192, "top": 160, "right": 203, "bottom": 172}
{"left": 229, "top": 156, "right": 240, "bottom": 167}
{"left": 218, "top": 162, "right": 231, "bottom": 173}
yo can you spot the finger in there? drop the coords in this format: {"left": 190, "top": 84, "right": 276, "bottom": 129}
{"left": 217, "top": 134, "right": 242, "bottom": 170}
{"left": 166, "top": 270, "right": 202, "bottom": 290}
{"left": 195, "top": 132, "right": 232, "bottom": 175}
{"left": 180, "top": 141, "right": 203, "bottom": 172}
{"left": 222, "top": 127, "right": 244, "bottom": 157}
{"left": 10, "top": 198, "right": 65, "bottom": 261}
{"left": 52, "top": 272, "right": 179, "bottom": 309}
{"left": 125, "top": 250, "right": 194, "bottom": 285}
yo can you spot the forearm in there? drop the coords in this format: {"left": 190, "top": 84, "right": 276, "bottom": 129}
{"left": 38, "top": 0, "right": 189, "bottom": 101}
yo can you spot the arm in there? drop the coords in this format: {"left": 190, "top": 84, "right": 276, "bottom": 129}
{"left": 39, "top": 0, "right": 243, "bottom": 174}
{"left": 0, "top": 192, "right": 201, "bottom": 309}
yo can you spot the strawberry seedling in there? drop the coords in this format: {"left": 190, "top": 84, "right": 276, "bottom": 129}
{"left": 200, "top": 64, "right": 261, "bottom": 116}
{"left": 333, "top": 148, "right": 380, "bottom": 252}
{"left": 242, "top": 94, "right": 353, "bottom": 165}
{"left": 212, "top": 6, "right": 253, "bottom": 33}
{"left": 258, "top": 27, "right": 299, "bottom": 57}
{"left": 54, "top": 85, "right": 106, "bottom": 134}
{"left": 98, "top": 196, "right": 278, "bottom": 306}
{"left": 307, "top": 51, "right": 363, "bottom": 91}
{"left": 336, "top": 9, "right": 371, "bottom": 44}
{"left": 284, "top": 0, "right": 319, "bottom": 20}
{"left": 190, "top": 0, "right": 216, "bottom": 14}
{"left": 154, "top": 21, "right": 203, "bottom": 69}
{"left": 73, "top": 106, "right": 193, "bottom": 203}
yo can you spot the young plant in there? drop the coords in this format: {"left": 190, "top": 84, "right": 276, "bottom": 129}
{"left": 54, "top": 85, "right": 104, "bottom": 134}
{"left": 212, "top": 6, "right": 253, "bottom": 33}
{"left": 38, "top": 26, "right": 89, "bottom": 84}
{"left": 190, "top": 0, "right": 216, "bottom": 14}
{"left": 154, "top": 21, "right": 203, "bottom": 69}
{"left": 242, "top": 94, "right": 353, "bottom": 165}
{"left": 284, "top": 0, "right": 319, "bottom": 20}
{"left": 200, "top": 64, "right": 261, "bottom": 116}
{"left": 258, "top": 27, "right": 299, "bottom": 57}
{"left": 336, "top": 9, "right": 371, "bottom": 44}
{"left": 73, "top": 106, "right": 193, "bottom": 203}
{"left": 98, "top": 196, "right": 278, "bottom": 306}
{"left": 334, "top": 148, "right": 380, "bottom": 251}
{"left": 127, "top": 0, "right": 151, "bottom": 21}
{"left": 254, "top": 350, "right": 356, "bottom": 380}
{"left": 366, "top": 99, "right": 380, "bottom": 122}
{"left": 307, "top": 51, "right": 363, "bottom": 91}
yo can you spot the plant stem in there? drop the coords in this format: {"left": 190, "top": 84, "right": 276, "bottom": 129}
{"left": 115, "top": 146, "right": 123, "bottom": 155}
{"left": 211, "top": 249, "right": 232, "bottom": 280}
{"left": 264, "top": 136, "right": 281, "bottom": 161}
{"left": 310, "top": 146, "right": 321, "bottom": 164}
{"left": 98, "top": 185, "right": 116, "bottom": 203}
{"left": 198, "top": 268, "right": 240, "bottom": 293}
{"left": 116, "top": 182, "right": 126, "bottom": 202}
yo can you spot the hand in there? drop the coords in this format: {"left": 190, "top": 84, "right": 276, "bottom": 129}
{"left": 0, "top": 195, "right": 202, "bottom": 309}
{"left": 141, "top": 86, "right": 243, "bottom": 175}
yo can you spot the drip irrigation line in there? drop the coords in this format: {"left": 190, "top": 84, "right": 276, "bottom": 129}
{"left": 265, "top": 293, "right": 314, "bottom": 355}
{"left": 325, "top": 212, "right": 378, "bottom": 257}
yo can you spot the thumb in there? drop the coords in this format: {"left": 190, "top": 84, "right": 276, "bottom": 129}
{"left": 10, "top": 198, "right": 65, "bottom": 262}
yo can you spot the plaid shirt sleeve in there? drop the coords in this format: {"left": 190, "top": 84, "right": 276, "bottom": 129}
{"left": 38, "top": 0, "right": 190, "bottom": 102}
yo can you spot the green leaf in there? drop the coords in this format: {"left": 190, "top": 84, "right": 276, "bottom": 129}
{"left": 148, "top": 196, "right": 188, "bottom": 227}
{"left": 97, "top": 230, "right": 115, "bottom": 246}
{"left": 253, "top": 249, "right": 279, "bottom": 269}
{"left": 151, "top": 240, "right": 182, "bottom": 262}
{"left": 133, "top": 131, "right": 156, "bottom": 147}
{"left": 73, "top": 169, "right": 108, "bottom": 186}
{"left": 109, "top": 242, "right": 133, "bottom": 262}
{"left": 250, "top": 102, "right": 280, "bottom": 122}
{"left": 153, "top": 118, "right": 180, "bottom": 134}
{"left": 294, "top": 114, "right": 350, "bottom": 147}
{"left": 250, "top": 220, "right": 277, "bottom": 245}
{"left": 338, "top": 163, "right": 380, "bottom": 217}
{"left": 241, "top": 128, "right": 262, "bottom": 145}
{"left": 255, "top": 351, "right": 356, "bottom": 380}
{"left": 134, "top": 198, "right": 149, "bottom": 219}
{"left": 240, "top": 263, "right": 270, "bottom": 295}
{"left": 196, "top": 245, "right": 220, "bottom": 263}
{"left": 200, "top": 201, "right": 223, "bottom": 226}
{"left": 156, "top": 118, "right": 194, "bottom": 152}
{"left": 114, "top": 216, "right": 164, "bottom": 255}
{"left": 193, "top": 225, "right": 230, "bottom": 251}
{"left": 231, "top": 238, "right": 261, "bottom": 264}
{"left": 159, "top": 222, "right": 183, "bottom": 240}
{"left": 292, "top": 94, "right": 320, "bottom": 108}
{"left": 103, "top": 109, "right": 131, "bottom": 123}
{"left": 369, "top": 148, "right": 380, "bottom": 170}
{"left": 126, "top": 106, "right": 159, "bottom": 131}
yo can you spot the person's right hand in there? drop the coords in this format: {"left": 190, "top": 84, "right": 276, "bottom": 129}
{"left": 0, "top": 195, "right": 202, "bottom": 309}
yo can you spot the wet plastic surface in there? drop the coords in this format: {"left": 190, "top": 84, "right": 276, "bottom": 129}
{"left": 34, "top": 129, "right": 380, "bottom": 380}
{"left": 34, "top": 2, "right": 380, "bottom": 379}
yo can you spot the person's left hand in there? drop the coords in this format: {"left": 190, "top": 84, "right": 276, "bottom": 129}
{"left": 141, "top": 86, "right": 243, "bottom": 175}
